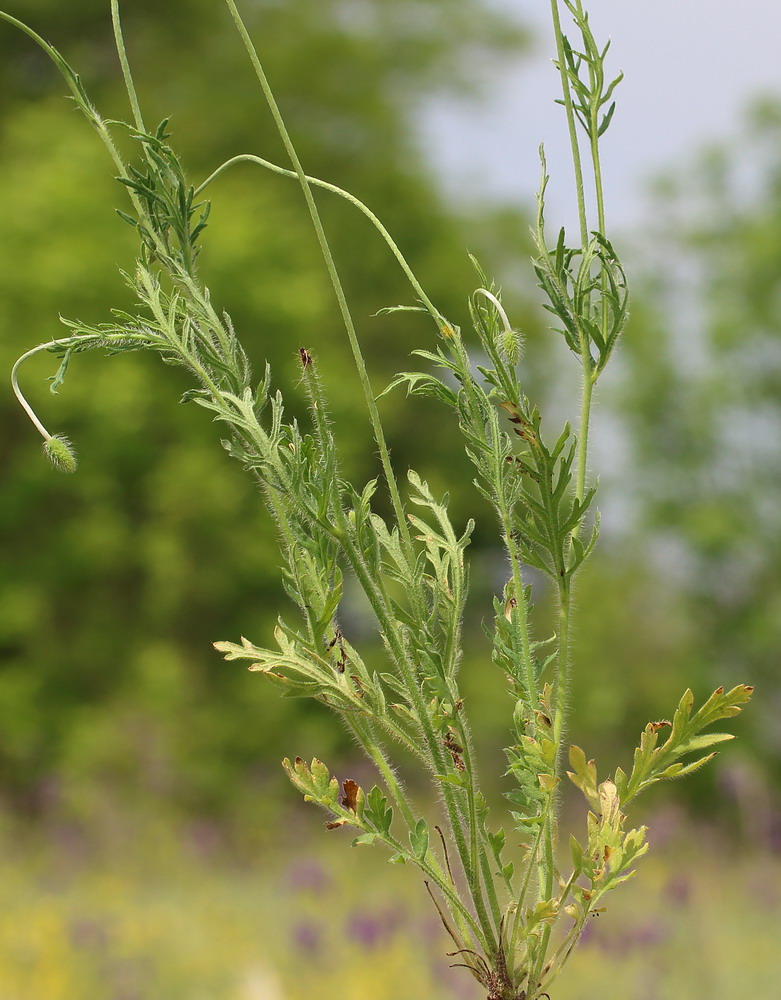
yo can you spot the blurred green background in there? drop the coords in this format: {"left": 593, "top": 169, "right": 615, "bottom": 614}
{"left": 1, "top": 2, "right": 779, "bottom": 998}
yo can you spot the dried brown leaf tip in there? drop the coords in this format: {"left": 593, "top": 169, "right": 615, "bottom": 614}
{"left": 648, "top": 720, "right": 671, "bottom": 732}
{"left": 340, "top": 778, "right": 360, "bottom": 813}
{"left": 325, "top": 778, "right": 362, "bottom": 829}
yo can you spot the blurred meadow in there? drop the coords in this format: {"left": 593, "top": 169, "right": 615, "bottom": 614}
{"left": 1, "top": 1, "right": 780, "bottom": 998}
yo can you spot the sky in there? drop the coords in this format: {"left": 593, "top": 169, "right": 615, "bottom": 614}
{"left": 422, "top": 0, "right": 781, "bottom": 231}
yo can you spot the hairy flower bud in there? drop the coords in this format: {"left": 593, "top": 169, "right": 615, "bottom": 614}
{"left": 43, "top": 434, "right": 77, "bottom": 474}
{"left": 501, "top": 327, "right": 523, "bottom": 367}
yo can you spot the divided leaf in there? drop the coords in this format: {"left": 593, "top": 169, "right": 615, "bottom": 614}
{"left": 616, "top": 685, "right": 753, "bottom": 805}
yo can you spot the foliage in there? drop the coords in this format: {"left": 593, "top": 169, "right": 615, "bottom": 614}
{"left": 3, "top": 3, "right": 753, "bottom": 1000}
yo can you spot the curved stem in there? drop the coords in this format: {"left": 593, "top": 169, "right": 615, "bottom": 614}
{"left": 196, "top": 154, "right": 444, "bottom": 329}
{"left": 11, "top": 335, "right": 153, "bottom": 442}
{"left": 474, "top": 287, "right": 512, "bottom": 335}
{"left": 11, "top": 346, "right": 54, "bottom": 442}
{"left": 378, "top": 828, "right": 484, "bottom": 945}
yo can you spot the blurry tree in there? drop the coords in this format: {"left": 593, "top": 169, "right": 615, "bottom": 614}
{"left": 0, "top": 0, "right": 532, "bottom": 821}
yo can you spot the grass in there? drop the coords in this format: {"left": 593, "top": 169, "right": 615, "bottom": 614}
{"left": 0, "top": 813, "right": 776, "bottom": 1000}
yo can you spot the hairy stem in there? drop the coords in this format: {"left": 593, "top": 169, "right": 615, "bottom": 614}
{"left": 348, "top": 716, "right": 477, "bottom": 945}
{"left": 338, "top": 529, "right": 497, "bottom": 954}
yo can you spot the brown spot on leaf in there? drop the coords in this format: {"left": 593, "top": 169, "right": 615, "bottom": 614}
{"left": 649, "top": 720, "right": 671, "bottom": 731}
{"left": 535, "top": 710, "right": 553, "bottom": 729}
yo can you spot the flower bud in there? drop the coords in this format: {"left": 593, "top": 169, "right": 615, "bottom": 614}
{"left": 501, "top": 327, "right": 522, "bottom": 366}
{"left": 43, "top": 434, "right": 77, "bottom": 474}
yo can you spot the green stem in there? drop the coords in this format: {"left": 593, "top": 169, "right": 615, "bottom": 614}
{"left": 573, "top": 367, "right": 595, "bottom": 514}
{"left": 0, "top": 14, "right": 131, "bottom": 193}
{"left": 11, "top": 334, "right": 154, "bottom": 444}
{"left": 337, "top": 528, "right": 496, "bottom": 954}
{"left": 508, "top": 800, "right": 549, "bottom": 970}
{"left": 349, "top": 716, "right": 477, "bottom": 944}
{"left": 496, "top": 491, "right": 539, "bottom": 715}
{"left": 538, "top": 894, "right": 589, "bottom": 996}
{"left": 355, "top": 721, "right": 417, "bottom": 830}
{"left": 110, "top": 0, "right": 145, "bottom": 132}
{"left": 589, "top": 131, "right": 607, "bottom": 238}
{"left": 11, "top": 343, "right": 69, "bottom": 442}
{"left": 223, "top": 0, "right": 415, "bottom": 562}
{"left": 378, "top": 829, "right": 484, "bottom": 945}
{"left": 528, "top": 583, "right": 572, "bottom": 991}
{"left": 450, "top": 336, "right": 539, "bottom": 714}
{"left": 458, "top": 729, "right": 503, "bottom": 938}
{"left": 548, "top": 0, "right": 588, "bottom": 246}
{"left": 552, "top": 588, "right": 572, "bottom": 747}
{"left": 222, "top": 1, "right": 497, "bottom": 954}
{"left": 530, "top": 807, "right": 557, "bottom": 993}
